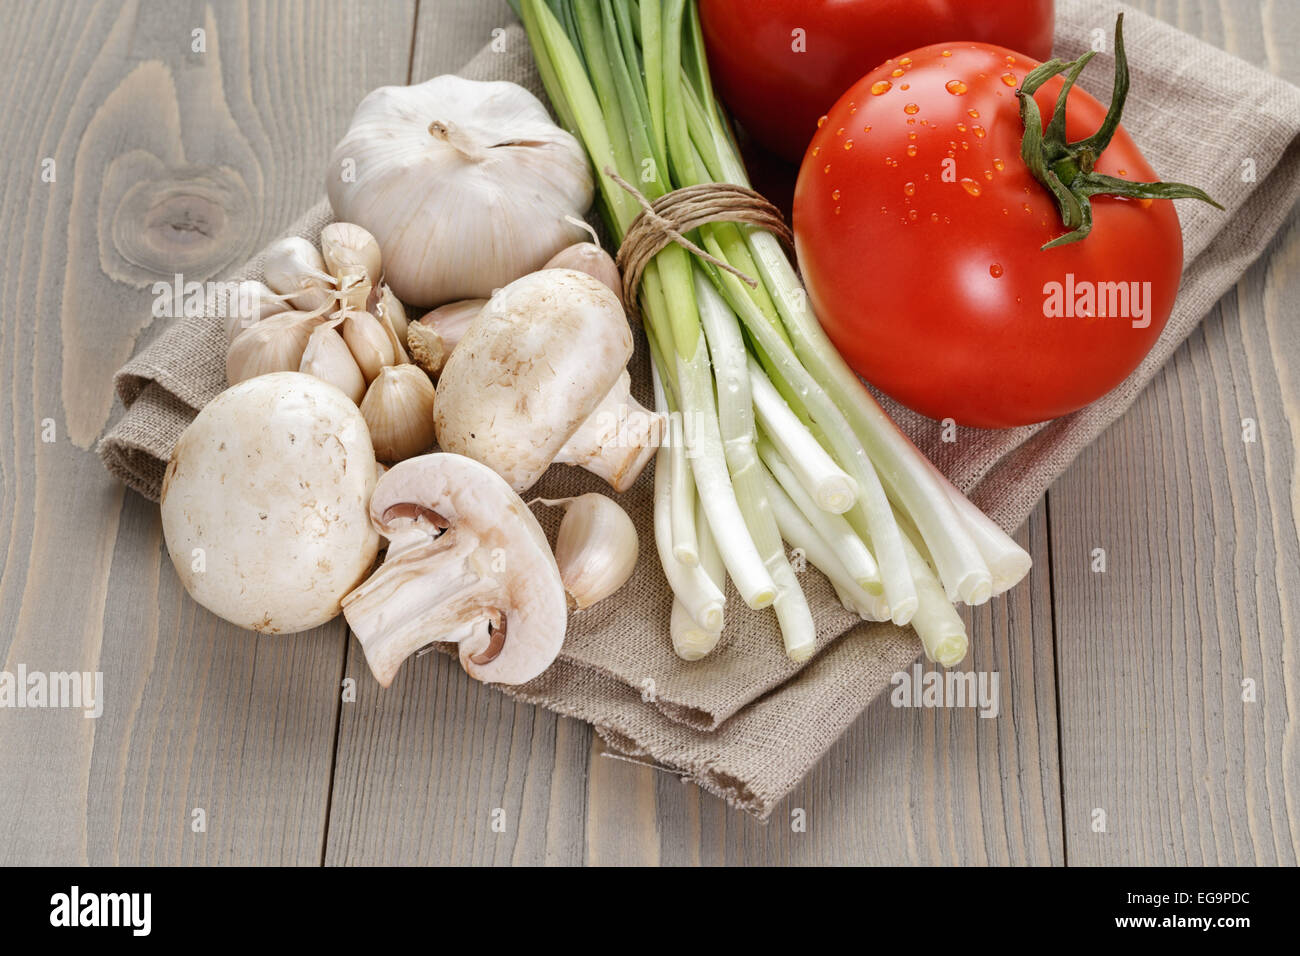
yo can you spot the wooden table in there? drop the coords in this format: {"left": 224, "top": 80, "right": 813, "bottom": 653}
{"left": 1, "top": 0, "right": 1295, "bottom": 865}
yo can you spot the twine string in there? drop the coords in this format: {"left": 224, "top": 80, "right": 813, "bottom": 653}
{"left": 606, "top": 166, "right": 795, "bottom": 317}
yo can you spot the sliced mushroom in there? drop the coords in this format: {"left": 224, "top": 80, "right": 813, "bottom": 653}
{"left": 341, "top": 453, "right": 567, "bottom": 686}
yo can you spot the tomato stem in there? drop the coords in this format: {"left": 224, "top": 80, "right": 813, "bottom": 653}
{"left": 1016, "top": 13, "right": 1224, "bottom": 250}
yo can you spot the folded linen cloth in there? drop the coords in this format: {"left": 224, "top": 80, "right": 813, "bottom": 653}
{"left": 99, "top": 0, "right": 1300, "bottom": 817}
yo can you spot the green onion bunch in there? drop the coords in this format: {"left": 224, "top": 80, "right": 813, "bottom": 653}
{"left": 514, "top": 0, "right": 1031, "bottom": 665}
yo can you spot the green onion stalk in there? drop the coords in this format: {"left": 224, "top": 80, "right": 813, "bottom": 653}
{"left": 514, "top": 0, "right": 1030, "bottom": 665}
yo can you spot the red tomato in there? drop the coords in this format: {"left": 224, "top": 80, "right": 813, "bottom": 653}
{"left": 793, "top": 42, "right": 1187, "bottom": 428}
{"left": 700, "top": 0, "right": 1055, "bottom": 163}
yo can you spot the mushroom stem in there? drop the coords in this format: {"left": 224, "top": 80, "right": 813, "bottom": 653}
{"left": 555, "top": 370, "right": 664, "bottom": 492}
{"left": 341, "top": 527, "right": 503, "bottom": 686}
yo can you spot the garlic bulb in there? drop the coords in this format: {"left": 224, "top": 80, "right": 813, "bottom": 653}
{"left": 262, "top": 237, "right": 335, "bottom": 313}
{"left": 340, "top": 309, "right": 396, "bottom": 382}
{"left": 300, "top": 319, "right": 366, "bottom": 404}
{"left": 407, "top": 298, "right": 484, "bottom": 377}
{"left": 326, "top": 75, "right": 594, "bottom": 307}
{"left": 223, "top": 279, "right": 290, "bottom": 343}
{"left": 360, "top": 365, "right": 437, "bottom": 462}
{"left": 226, "top": 311, "right": 322, "bottom": 385}
{"left": 537, "top": 494, "right": 638, "bottom": 609}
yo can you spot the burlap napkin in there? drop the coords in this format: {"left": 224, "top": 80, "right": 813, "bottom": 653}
{"left": 100, "top": 0, "right": 1300, "bottom": 818}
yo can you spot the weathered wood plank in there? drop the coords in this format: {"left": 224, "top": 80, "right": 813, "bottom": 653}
{"left": 0, "top": 0, "right": 415, "bottom": 865}
{"left": 1049, "top": 0, "right": 1300, "bottom": 868}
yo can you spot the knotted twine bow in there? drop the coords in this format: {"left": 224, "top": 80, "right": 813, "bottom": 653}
{"left": 606, "top": 167, "right": 795, "bottom": 317}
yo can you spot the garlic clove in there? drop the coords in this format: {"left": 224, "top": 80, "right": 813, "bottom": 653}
{"left": 300, "top": 319, "right": 367, "bottom": 404}
{"left": 407, "top": 298, "right": 485, "bottom": 377}
{"left": 542, "top": 217, "right": 622, "bottom": 306}
{"left": 340, "top": 308, "right": 396, "bottom": 382}
{"left": 375, "top": 302, "right": 410, "bottom": 366}
{"left": 226, "top": 310, "right": 322, "bottom": 386}
{"left": 262, "top": 236, "right": 336, "bottom": 313}
{"left": 359, "top": 364, "right": 437, "bottom": 462}
{"left": 335, "top": 272, "right": 373, "bottom": 313}
{"left": 223, "top": 279, "right": 291, "bottom": 343}
{"left": 543, "top": 246, "right": 622, "bottom": 307}
{"left": 371, "top": 283, "right": 408, "bottom": 341}
{"left": 321, "top": 222, "right": 382, "bottom": 288}
{"left": 538, "top": 493, "right": 638, "bottom": 609}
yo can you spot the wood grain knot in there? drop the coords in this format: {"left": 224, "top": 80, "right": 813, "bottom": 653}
{"left": 109, "top": 164, "right": 252, "bottom": 279}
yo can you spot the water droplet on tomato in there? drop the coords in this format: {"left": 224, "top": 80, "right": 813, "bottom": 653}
{"left": 908, "top": 209, "right": 919, "bottom": 221}
{"left": 904, "top": 103, "right": 920, "bottom": 115}
{"left": 993, "top": 157, "right": 1005, "bottom": 171}
{"left": 906, "top": 144, "right": 918, "bottom": 156}
{"left": 968, "top": 108, "right": 980, "bottom": 119}
{"left": 811, "top": 146, "right": 821, "bottom": 157}
{"left": 930, "top": 211, "right": 939, "bottom": 222}
{"left": 863, "top": 125, "right": 872, "bottom": 133}
{"left": 903, "top": 181, "right": 916, "bottom": 196}
{"left": 817, "top": 115, "right": 828, "bottom": 128}
{"left": 835, "top": 206, "right": 842, "bottom": 215}
{"left": 1022, "top": 202, "right": 1031, "bottom": 213}
{"left": 957, "top": 123, "right": 968, "bottom": 132}
{"left": 835, "top": 126, "right": 844, "bottom": 136}
{"left": 844, "top": 139, "right": 854, "bottom": 150}
{"left": 961, "top": 178, "right": 981, "bottom": 197}
{"left": 824, "top": 163, "right": 831, "bottom": 173}
{"left": 884, "top": 156, "right": 894, "bottom": 166}
{"left": 1001, "top": 72, "right": 1018, "bottom": 86}
{"left": 891, "top": 68, "right": 904, "bottom": 78}
{"left": 871, "top": 80, "right": 892, "bottom": 95}
{"left": 900, "top": 83, "right": 910, "bottom": 90}
{"left": 1005, "top": 55, "right": 1017, "bottom": 65}
{"left": 990, "top": 264, "right": 1004, "bottom": 278}
{"left": 941, "top": 49, "right": 952, "bottom": 57}
{"left": 1118, "top": 168, "right": 1128, "bottom": 176}
{"left": 899, "top": 56, "right": 912, "bottom": 67}
{"left": 849, "top": 106, "right": 858, "bottom": 115}
{"left": 907, "top": 131, "right": 917, "bottom": 140}
{"left": 945, "top": 79, "right": 968, "bottom": 95}
{"left": 832, "top": 189, "right": 841, "bottom": 200}
{"left": 973, "top": 125, "right": 986, "bottom": 138}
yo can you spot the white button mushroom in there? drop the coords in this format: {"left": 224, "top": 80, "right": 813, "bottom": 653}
{"left": 160, "top": 372, "right": 382, "bottom": 634}
{"left": 341, "top": 453, "right": 568, "bottom": 687}
{"left": 433, "top": 269, "right": 664, "bottom": 494}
